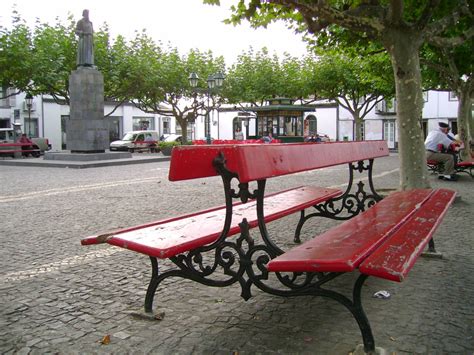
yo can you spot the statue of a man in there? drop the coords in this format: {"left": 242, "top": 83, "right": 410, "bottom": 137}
{"left": 76, "top": 9, "right": 94, "bottom": 67}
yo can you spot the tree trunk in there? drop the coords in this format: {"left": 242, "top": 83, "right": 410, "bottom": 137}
{"left": 383, "top": 30, "right": 430, "bottom": 190}
{"left": 353, "top": 112, "right": 363, "bottom": 141}
{"left": 178, "top": 117, "right": 189, "bottom": 144}
{"left": 457, "top": 86, "right": 473, "bottom": 161}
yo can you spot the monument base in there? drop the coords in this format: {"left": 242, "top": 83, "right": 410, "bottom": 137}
{"left": 44, "top": 151, "right": 132, "bottom": 161}
{"left": 67, "top": 67, "right": 109, "bottom": 152}
{"left": 71, "top": 150, "right": 105, "bottom": 154}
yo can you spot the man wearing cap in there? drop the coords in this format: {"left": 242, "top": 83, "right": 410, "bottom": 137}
{"left": 424, "top": 122, "right": 457, "bottom": 181}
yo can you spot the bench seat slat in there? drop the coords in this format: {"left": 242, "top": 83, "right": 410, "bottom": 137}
{"left": 456, "top": 161, "right": 473, "bottom": 167}
{"left": 359, "top": 189, "right": 456, "bottom": 282}
{"left": 266, "top": 189, "right": 437, "bottom": 273}
{"left": 81, "top": 186, "right": 341, "bottom": 259}
{"left": 169, "top": 141, "right": 389, "bottom": 182}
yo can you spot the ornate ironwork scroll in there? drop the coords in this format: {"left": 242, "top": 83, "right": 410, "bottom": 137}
{"left": 142, "top": 151, "right": 377, "bottom": 352}
{"left": 293, "top": 159, "right": 383, "bottom": 243}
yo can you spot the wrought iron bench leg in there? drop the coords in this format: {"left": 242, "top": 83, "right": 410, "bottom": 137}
{"left": 145, "top": 257, "right": 160, "bottom": 313}
{"left": 144, "top": 257, "right": 186, "bottom": 313}
{"left": 294, "top": 210, "right": 306, "bottom": 243}
{"left": 352, "top": 274, "right": 376, "bottom": 353}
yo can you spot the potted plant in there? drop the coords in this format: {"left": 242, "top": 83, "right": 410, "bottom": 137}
{"left": 159, "top": 141, "right": 180, "bottom": 156}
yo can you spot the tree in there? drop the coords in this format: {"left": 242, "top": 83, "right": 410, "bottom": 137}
{"left": 422, "top": 41, "right": 473, "bottom": 161}
{"left": 305, "top": 52, "right": 394, "bottom": 140}
{"left": 0, "top": 11, "right": 140, "bottom": 116}
{"left": 29, "top": 15, "right": 77, "bottom": 104}
{"left": 205, "top": 0, "right": 474, "bottom": 190}
{"left": 127, "top": 32, "right": 226, "bottom": 142}
{"left": 223, "top": 47, "right": 311, "bottom": 107}
{"left": 0, "top": 9, "right": 35, "bottom": 98}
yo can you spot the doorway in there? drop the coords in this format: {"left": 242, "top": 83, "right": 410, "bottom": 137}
{"left": 383, "top": 121, "right": 396, "bottom": 149}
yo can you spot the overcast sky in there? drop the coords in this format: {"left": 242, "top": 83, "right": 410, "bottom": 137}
{"left": 1, "top": 0, "right": 309, "bottom": 65}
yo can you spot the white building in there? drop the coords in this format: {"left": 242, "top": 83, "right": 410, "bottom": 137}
{"left": 0, "top": 90, "right": 176, "bottom": 151}
{"left": 216, "top": 91, "right": 461, "bottom": 149}
{"left": 0, "top": 88, "right": 461, "bottom": 150}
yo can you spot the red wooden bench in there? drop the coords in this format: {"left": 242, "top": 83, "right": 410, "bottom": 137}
{"left": 426, "top": 143, "right": 473, "bottom": 178}
{"left": 427, "top": 159, "right": 473, "bottom": 178}
{"left": 82, "top": 185, "right": 341, "bottom": 258}
{"left": 0, "top": 142, "right": 41, "bottom": 157}
{"left": 82, "top": 141, "right": 443, "bottom": 352}
{"left": 267, "top": 188, "right": 455, "bottom": 352}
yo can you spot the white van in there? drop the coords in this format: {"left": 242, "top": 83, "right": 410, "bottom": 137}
{"left": 110, "top": 130, "right": 160, "bottom": 152}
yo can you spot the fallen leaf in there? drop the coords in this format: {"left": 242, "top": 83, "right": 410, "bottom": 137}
{"left": 390, "top": 336, "right": 396, "bottom": 341}
{"left": 100, "top": 335, "right": 111, "bottom": 345}
{"left": 304, "top": 336, "right": 313, "bottom": 343}
{"left": 154, "top": 311, "right": 165, "bottom": 320}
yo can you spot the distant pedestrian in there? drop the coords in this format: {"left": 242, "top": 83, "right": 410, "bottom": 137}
{"left": 262, "top": 131, "right": 274, "bottom": 143}
{"left": 425, "top": 122, "right": 457, "bottom": 181}
{"left": 235, "top": 127, "right": 244, "bottom": 141}
{"left": 18, "top": 133, "right": 33, "bottom": 156}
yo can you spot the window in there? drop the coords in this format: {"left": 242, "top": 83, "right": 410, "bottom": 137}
{"left": 26, "top": 118, "right": 38, "bottom": 137}
{"left": 0, "top": 118, "right": 10, "bottom": 128}
{"left": 450, "top": 121, "right": 458, "bottom": 135}
{"left": 61, "top": 115, "right": 69, "bottom": 149}
{"left": 284, "top": 117, "right": 299, "bottom": 136}
{"left": 305, "top": 115, "right": 317, "bottom": 136}
{"left": 354, "top": 121, "right": 365, "bottom": 140}
{"left": 107, "top": 116, "right": 122, "bottom": 142}
{"left": 133, "top": 117, "right": 154, "bottom": 131}
{"left": 163, "top": 121, "right": 170, "bottom": 134}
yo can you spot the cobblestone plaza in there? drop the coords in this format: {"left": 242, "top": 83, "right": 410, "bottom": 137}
{"left": 1, "top": 154, "right": 473, "bottom": 354}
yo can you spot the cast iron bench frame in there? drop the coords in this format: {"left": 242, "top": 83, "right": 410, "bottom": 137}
{"left": 427, "top": 158, "right": 473, "bottom": 178}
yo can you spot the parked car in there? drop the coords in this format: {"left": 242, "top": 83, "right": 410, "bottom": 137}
{"left": 162, "top": 134, "right": 183, "bottom": 143}
{"left": 110, "top": 130, "right": 160, "bottom": 152}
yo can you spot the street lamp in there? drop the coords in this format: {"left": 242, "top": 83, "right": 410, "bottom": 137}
{"left": 188, "top": 72, "right": 224, "bottom": 144}
{"left": 25, "top": 93, "right": 33, "bottom": 137}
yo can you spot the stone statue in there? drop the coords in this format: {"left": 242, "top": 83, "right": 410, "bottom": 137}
{"left": 75, "top": 9, "right": 94, "bottom": 67}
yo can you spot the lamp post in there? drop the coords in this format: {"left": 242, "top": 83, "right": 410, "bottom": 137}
{"left": 25, "top": 93, "right": 33, "bottom": 137}
{"left": 188, "top": 72, "right": 224, "bottom": 144}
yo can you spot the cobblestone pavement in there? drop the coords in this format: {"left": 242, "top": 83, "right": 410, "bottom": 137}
{"left": 1, "top": 153, "right": 473, "bottom": 355}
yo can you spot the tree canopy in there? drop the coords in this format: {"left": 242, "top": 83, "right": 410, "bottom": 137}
{"left": 205, "top": 0, "right": 474, "bottom": 190}
{"left": 223, "top": 47, "right": 311, "bottom": 106}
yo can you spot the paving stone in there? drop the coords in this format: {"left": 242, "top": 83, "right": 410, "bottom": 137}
{"left": 0, "top": 156, "right": 472, "bottom": 354}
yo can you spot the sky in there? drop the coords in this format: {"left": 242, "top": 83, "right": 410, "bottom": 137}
{"left": 1, "top": 0, "right": 309, "bottom": 65}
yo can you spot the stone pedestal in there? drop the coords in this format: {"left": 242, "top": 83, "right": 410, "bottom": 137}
{"left": 67, "top": 67, "right": 109, "bottom": 153}
{"left": 44, "top": 151, "right": 131, "bottom": 161}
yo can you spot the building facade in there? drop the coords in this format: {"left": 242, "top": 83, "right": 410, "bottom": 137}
{"left": 216, "top": 91, "right": 461, "bottom": 149}
{"left": 0, "top": 89, "right": 461, "bottom": 150}
{"left": 0, "top": 91, "right": 176, "bottom": 151}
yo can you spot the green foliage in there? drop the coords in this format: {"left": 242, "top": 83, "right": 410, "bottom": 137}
{"left": 224, "top": 47, "right": 308, "bottom": 105}
{"left": 0, "top": 10, "right": 35, "bottom": 93}
{"left": 126, "top": 33, "right": 227, "bottom": 141}
{"left": 307, "top": 52, "right": 394, "bottom": 103}
{"left": 30, "top": 15, "right": 77, "bottom": 102}
{"left": 158, "top": 140, "right": 181, "bottom": 149}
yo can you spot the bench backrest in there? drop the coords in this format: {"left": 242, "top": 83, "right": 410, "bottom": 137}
{"left": 169, "top": 140, "right": 389, "bottom": 183}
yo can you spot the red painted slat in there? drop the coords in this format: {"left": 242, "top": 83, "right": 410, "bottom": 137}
{"left": 81, "top": 186, "right": 341, "bottom": 258}
{"left": 266, "top": 189, "right": 435, "bottom": 273}
{"left": 169, "top": 141, "right": 389, "bottom": 182}
{"left": 359, "top": 189, "right": 456, "bottom": 282}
